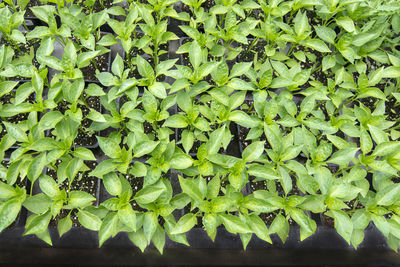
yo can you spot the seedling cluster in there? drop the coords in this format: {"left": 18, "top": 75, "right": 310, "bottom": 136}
{"left": 0, "top": 0, "right": 400, "bottom": 254}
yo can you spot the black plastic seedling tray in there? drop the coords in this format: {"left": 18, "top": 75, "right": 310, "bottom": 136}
{"left": 0, "top": 224, "right": 399, "bottom": 265}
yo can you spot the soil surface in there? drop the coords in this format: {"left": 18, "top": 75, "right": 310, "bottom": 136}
{"left": 82, "top": 0, "right": 113, "bottom": 14}
{"left": 81, "top": 53, "right": 110, "bottom": 82}
{"left": 238, "top": 39, "right": 268, "bottom": 63}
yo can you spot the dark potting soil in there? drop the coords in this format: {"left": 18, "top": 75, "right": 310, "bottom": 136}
{"left": 82, "top": 0, "right": 113, "bottom": 14}
{"left": 123, "top": 172, "right": 146, "bottom": 212}
{"left": 359, "top": 97, "right": 379, "bottom": 112}
{"left": 386, "top": 96, "right": 400, "bottom": 127}
{"left": 0, "top": 92, "right": 35, "bottom": 140}
{"left": 81, "top": 53, "right": 110, "bottom": 82}
{"left": 48, "top": 95, "right": 101, "bottom": 147}
{"left": 48, "top": 161, "right": 98, "bottom": 227}
{"left": 238, "top": 39, "right": 268, "bottom": 63}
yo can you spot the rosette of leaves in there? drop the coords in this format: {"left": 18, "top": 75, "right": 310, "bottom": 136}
{"left": 0, "top": 71, "right": 49, "bottom": 155}
{"left": 39, "top": 38, "right": 105, "bottom": 81}
{"left": 22, "top": 167, "right": 98, "bottom": 245}
{"left": 96, "top": 169, "right": 189, "bottom": 253}
{"left": 0, "top": 6, "right": 27, "bottom": 49}
{"left": 25, "top": 5, "right": 72, "bottom": 46}
{"left": 58, "top": 6, "right": 109, "bottom": 51}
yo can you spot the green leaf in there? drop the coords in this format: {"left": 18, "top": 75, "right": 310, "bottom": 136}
{"left": 294, "top": 11, "right": 308, "bottom": 37}
{"left": 27, "top": 153, "right": 47, "bottom": 184}
{"left": 360, "top": 128, "right": 373, "bottom": 154}
{"left": 118, "top": 204, "right": 136, "bottom": 232}
{"left": 269, "top": 214, "right": 290, "bottom": 243}
{"left": 182, "top": 130, "right": 194, "bottom": 154}
{"left": 336, "top": 16, "right": 355, "bottom": 32}
{"left": 134, "top": 141, "right": 159, "bottom": 158}
{"left": 58, "top": 214, "right": 72, "bottom": 238}
{"left": 0, "top": 181, "right": 17, "bottom": 199}
{"left": 302, "top": 39, "right": 331, "bottom": 53}
{"left": 0, "top": 81, "right": 18, "bottom": 98}
{"left": 112, "top": 54, "right": 124, "bottom": 78}
{"left": 372, "top": 141, "right": 400, "bottom": 157}
{"left": 170, "top": 213, "right": 197, "bottom": 235}
{"left": 178, "top": 176, "right": 203, "bottom": 202}
{"left": 219, "top": 214, "right": 251, "bottom": 234}
{"left": 143, "top": 212, "right": 158, "bottom": 244}
{"left": 229, "top": 111, "right": 260, "bottom": 128}
{"left": 24, "top": 211, "right": 51, "bottom": 236}
{"left": 206, "top": 126, "right": 226, "bottom": 155}
{"left": 228, "top": 78, "right": 255, "bottom": 91}
{"left": 189, "top": 41, "right": 202, "bottom": 70}
{"left": 280, "top": 145, "right": 303, "bottom": 161}
{"left": 152, "top": 225, "right": 165, "bottom": 254}
{"left": 242, "top": 141, "right": 264, "bottom": 162}
{"left": 134, "top": 185, "right": 166, "bottom": 205}
{"left": 99, "top": 212, "right": 118, "bottom": 247}
{"left": 163, "top": 114, "right": 188, "bottom": 128}
{"left": 314, "top": 26, "right": 336, "bottom": 44}
{"left": 72, "top": 148, "right": 96, "bottom": 161}
{"left": 170, "top": 154, "right": 193, "bottom": 170}
{"left": 78, "top": 209, "right": 102, "bottom": 231}
{"left": 248, "top": 214, "right": 271, "bottom": 243}
{"left": 149, "top": 82, "right": 167, "bottom": 99}
{"left": 38, "top": 111, "right": 64, "bottom": 130}
{"left": 326, "top": 210, "right": 353, "bottom": 244}
{"left": 382, "top": 66, "right": 400, "bottom": 78}
{"left": 247, "top": 165, "right": 279, "bottom": 180}
{"left": 97, "top": 137, "right": 121, "bottom": 158}
{"left": 128, "top": 229, "right": 148, "bottom": 252}
{"left": 68, "top": 191, "right": 96, "bottom": 209}
{"left": 23, "top": 194, "right": 52, "bottom": 214}
{"left": 39, "top": 174, "right": 60, "bottom": 199}
{"left": 327, "top": 148, "right": 358, "bottom": 166}
{"left": 375, "top": 184, "right": 400, "bottom": 206}
{"left": 0, "top": 198, "right": 23, "bottom": 232}
{"left": 230, "top": 62, "right": 252, "bottom": 78}
{"left": 103, "top": 173, "right": 122, "bottom": 196}
{"left": 3, "top": 122, "right": 28, "bottom": 143}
